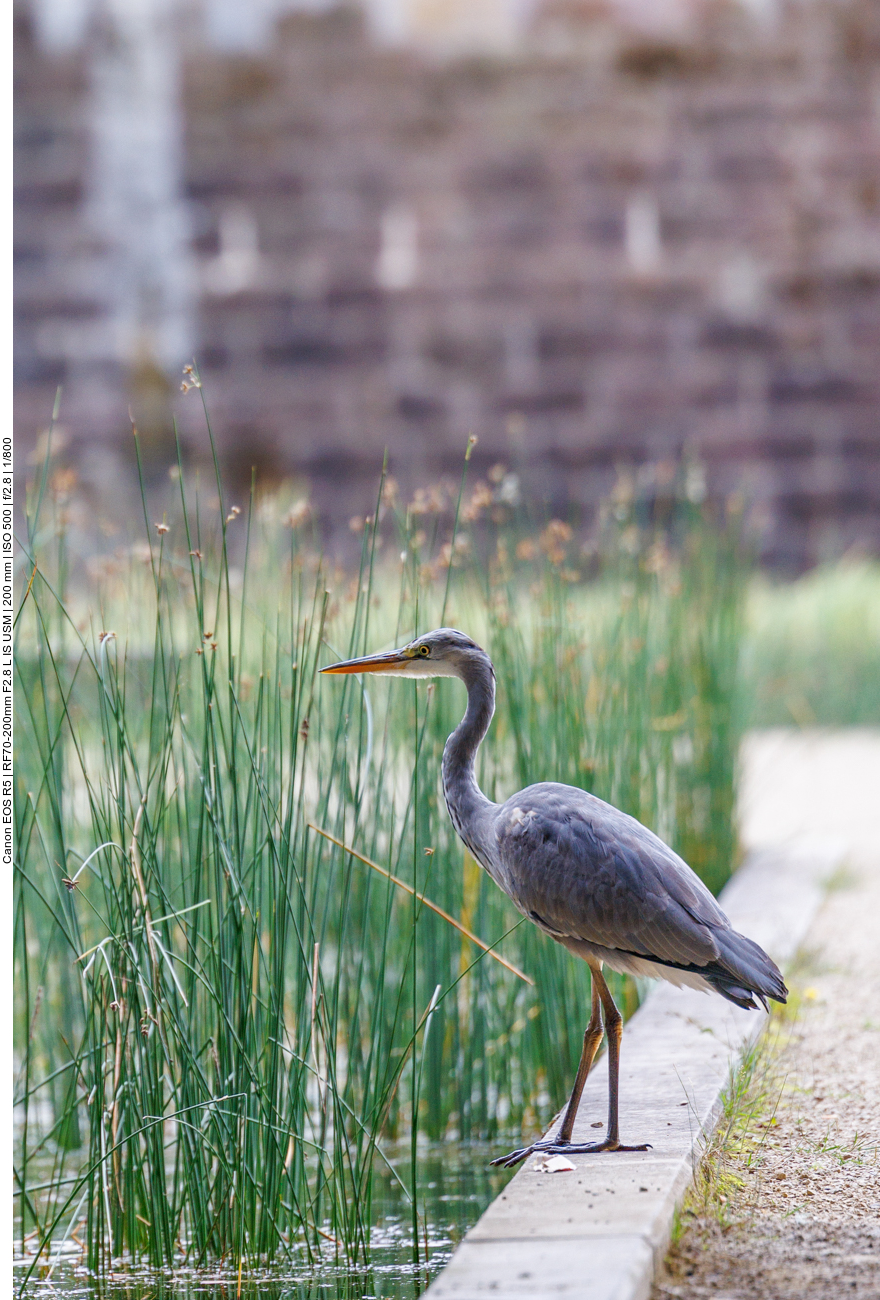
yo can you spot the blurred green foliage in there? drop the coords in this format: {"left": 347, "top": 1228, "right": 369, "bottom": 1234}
{"left": 745, "top": 561, "right": 880, "bottom": 727}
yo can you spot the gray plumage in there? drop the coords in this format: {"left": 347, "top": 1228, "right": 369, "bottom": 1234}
{"left": 491, "top": 785, "right": 783, "bottom": 1009}
{"left": 323, "top": 627, "right": 787, "bottom": 1165}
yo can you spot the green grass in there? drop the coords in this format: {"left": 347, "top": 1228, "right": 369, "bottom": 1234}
{"left": 666, "top": 1008, "right": 790, "bottom": 1258}
{"left": 745, "top": 560, "right": 880, "bottom": 727}
{"left": 14, "top": 397, "right": 748, "bottom": 1283}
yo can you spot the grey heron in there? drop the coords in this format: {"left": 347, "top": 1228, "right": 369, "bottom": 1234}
{"left": 322, "top": 628, "right": 786, "bottom": 1167}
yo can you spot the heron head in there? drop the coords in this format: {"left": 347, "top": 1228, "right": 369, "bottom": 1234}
{"left": 321, "top": 627, "right": 489, "bottom": 681}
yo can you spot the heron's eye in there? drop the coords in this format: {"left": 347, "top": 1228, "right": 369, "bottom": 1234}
{"left": 418, "top": 645, "right": 430, "bottom": 657}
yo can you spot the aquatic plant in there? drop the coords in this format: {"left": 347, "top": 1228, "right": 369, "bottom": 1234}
{"left": 14, "top": 396, "right": 746, "bottom": 1280}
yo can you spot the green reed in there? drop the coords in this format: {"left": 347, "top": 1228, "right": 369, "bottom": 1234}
{"left": 14, "top": 415, "right": 747, "bottom": 1282}
{"left": 745, "top": 559, "right": 880, "bottom": 727}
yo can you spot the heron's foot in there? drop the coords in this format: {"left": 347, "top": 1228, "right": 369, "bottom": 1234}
{"left": 489, "top": 1136, "right": 652, "bottom": 1170}
{"left": 489, "top": 1139, "right": 556, "bottom": 1169}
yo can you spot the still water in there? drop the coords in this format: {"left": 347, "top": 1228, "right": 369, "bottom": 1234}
{"left": 16, "top": 1144, "right": 516, "bottom": 1300}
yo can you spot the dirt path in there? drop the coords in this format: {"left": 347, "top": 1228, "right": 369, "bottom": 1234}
{"left": 652, "top": 730, "right": 880, "bottom": 1300}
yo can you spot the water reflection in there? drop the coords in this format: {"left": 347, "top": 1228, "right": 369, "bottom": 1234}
{"left": 17, "top": 1143, "right": 516, "bottom": 1300}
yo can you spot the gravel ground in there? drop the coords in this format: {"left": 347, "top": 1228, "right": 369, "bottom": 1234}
{"left": 652, "top": 730, "right": 880, "bottom": 1300}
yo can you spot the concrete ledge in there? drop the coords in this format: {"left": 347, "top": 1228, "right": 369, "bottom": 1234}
{"left": 427, "top": 840, "right": 844, "bottom": 1300}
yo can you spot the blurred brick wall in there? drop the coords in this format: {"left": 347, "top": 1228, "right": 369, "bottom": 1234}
{"left": 15, "top": 12, "right": 91, "bottom": 418}
{"left": 14, "top": 1, "right": 880, "bottom": 566}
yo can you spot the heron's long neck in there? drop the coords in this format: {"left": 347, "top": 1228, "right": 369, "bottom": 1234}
{"left": 441, "top": 657, "right": 497, "bottom": 862}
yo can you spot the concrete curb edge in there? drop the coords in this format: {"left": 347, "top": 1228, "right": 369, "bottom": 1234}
{"left": 426, "top": 839, "right": 846, "bottom": 1300}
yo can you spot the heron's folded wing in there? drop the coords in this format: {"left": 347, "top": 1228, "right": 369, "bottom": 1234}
{"left": 495, "top": 787, "right": 727, "bottom": 969}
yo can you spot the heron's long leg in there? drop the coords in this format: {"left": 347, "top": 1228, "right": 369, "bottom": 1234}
{"left": 592, "top": 965, "right": 627, "bottom": 1147}
{"left": 555, "top": 975, "right": 603, "bottom": 1145}
{"left": 489, "top": 966, "right": 651, "bottom": 1168}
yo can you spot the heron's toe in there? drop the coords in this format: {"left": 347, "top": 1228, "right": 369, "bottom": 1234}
{"left": 488, "top": 1146, "right": 532, "bottom": 1169}
{"left": 563, "top": 1138, "right": 653, "bottom": 1155}
{"left": 488, "top": 1139, "right": 555, "bottom": 1168}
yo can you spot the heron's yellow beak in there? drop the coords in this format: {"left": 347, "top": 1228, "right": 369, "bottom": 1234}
{"left": 320, "top": 647, "right": 413, "bottom": 674}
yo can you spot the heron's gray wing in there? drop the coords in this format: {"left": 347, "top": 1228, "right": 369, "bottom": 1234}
{"left": 494, "top": 784, "right": 729, "bottom": 968}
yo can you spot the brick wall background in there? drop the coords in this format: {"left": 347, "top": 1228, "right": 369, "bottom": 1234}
{"left": 14, "top": 0, "right": 880, "bottom": 567}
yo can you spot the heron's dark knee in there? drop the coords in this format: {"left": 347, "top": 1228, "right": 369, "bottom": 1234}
{"left": 602, "top": 1004, "right": 622, "bottom": 1034}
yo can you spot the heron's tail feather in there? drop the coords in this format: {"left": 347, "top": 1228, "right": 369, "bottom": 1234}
{"left": 706, "top": 927, "right": 788, "bottom": 1010}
